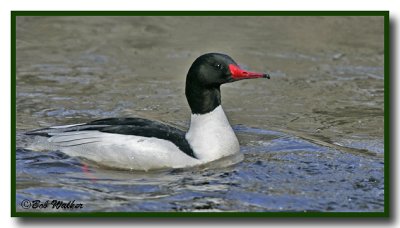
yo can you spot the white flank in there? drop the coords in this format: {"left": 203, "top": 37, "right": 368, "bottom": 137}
{"left": 38, "top": 131, "right": 201, "bottom": 171}
{"left": 50, "top": 123, "right": 86, "bottom": 129}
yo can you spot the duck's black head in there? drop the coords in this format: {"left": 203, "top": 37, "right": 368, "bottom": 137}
{"left": 185, "top": 53, "right": 270, "bottom": 114}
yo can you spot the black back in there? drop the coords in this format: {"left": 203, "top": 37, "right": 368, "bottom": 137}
{"left": 27, "top": 118, "right": 196, "bottom": 159}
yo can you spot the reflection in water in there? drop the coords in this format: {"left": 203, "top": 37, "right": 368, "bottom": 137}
{"left": 16, "top": 16, "right": 384, "bottom": 212}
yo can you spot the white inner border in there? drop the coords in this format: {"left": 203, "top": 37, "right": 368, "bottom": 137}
{"left": 2, "top": 1, "right": 398, "bottom": 227}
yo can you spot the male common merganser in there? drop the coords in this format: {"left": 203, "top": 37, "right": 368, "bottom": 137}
{"left": 27, "top": 53, "right": 270, "bottom": 170}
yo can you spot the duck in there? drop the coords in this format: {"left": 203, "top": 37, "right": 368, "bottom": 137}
{"left": 26, "top": 53, "right": 270, "bottom": 170}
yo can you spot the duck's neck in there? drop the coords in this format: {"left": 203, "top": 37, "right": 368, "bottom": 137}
{"left": 185, "top": 105, "right": 240, "bottom": 161}
{"left": 185, "top": 80, "right": 221, "bottom": 114}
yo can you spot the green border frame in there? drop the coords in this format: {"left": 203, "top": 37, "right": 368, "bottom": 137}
{"left": 11, "top": 11, "right": 390, "bottom": 218}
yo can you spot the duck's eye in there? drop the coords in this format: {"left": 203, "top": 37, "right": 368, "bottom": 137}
{"left": 215, "top": 64, "right": 224, "bottom": 70}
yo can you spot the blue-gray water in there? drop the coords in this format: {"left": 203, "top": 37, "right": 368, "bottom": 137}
{"left": 16, "top": 16, "right": 384, "bottom": 212}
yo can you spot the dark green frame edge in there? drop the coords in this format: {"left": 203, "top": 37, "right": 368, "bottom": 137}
{"left": 11, "top": 11, "right": 390, "bottom": 218}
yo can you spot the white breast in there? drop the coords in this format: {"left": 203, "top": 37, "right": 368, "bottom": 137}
{"left": 185, "top": 105, "right": 240, "bottom": 162}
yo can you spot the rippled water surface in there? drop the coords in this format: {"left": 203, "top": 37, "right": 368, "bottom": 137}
{"left": 16, "top": 16, "right": 385, "bottom": 212}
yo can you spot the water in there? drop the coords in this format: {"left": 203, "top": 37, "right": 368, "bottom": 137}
{"left": 15, "top": 16, "right": 384, "bottom": 212}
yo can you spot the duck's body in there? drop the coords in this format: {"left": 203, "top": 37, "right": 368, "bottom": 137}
{"left": 28, "top": 105, "right": 239, "bottom": 170}
{"left": 27, "top": 53, "right": 269, "bottom": 170}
